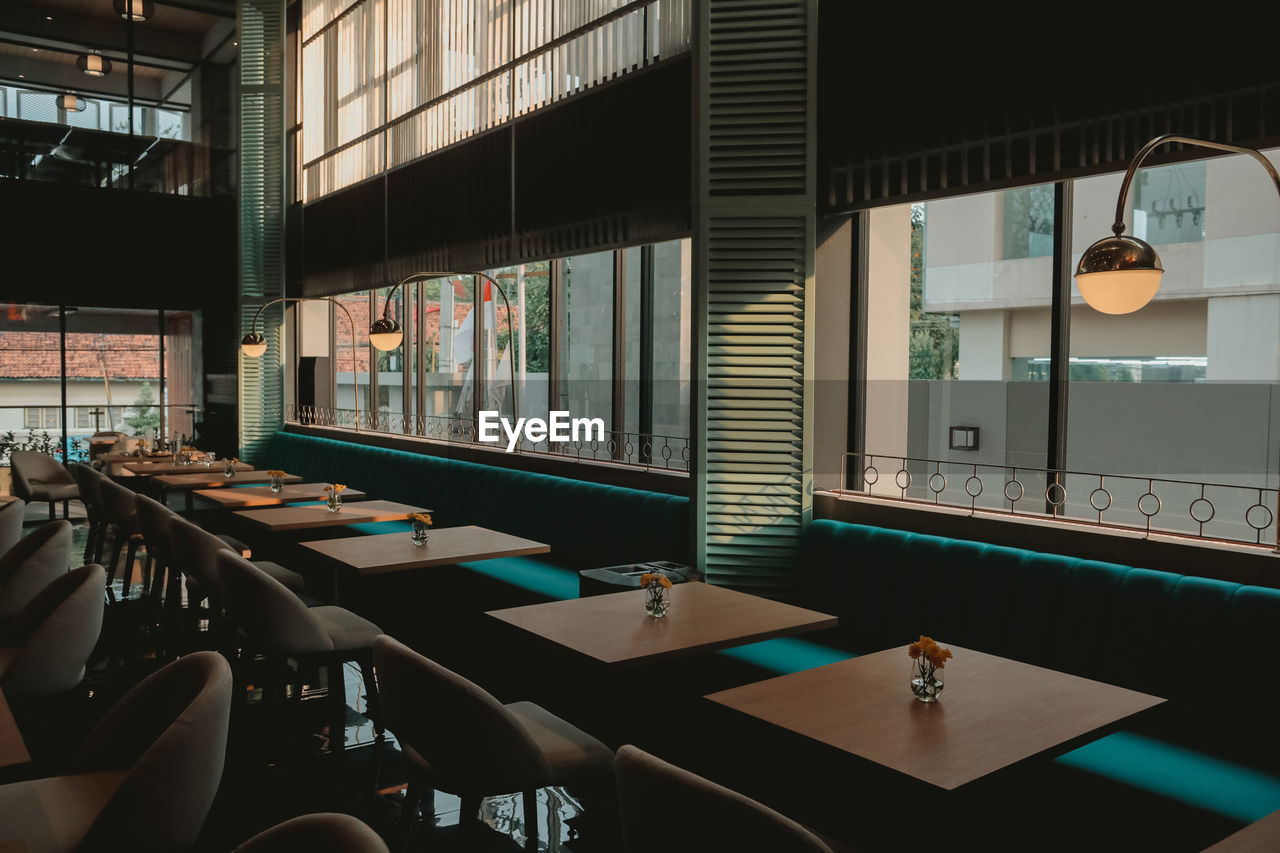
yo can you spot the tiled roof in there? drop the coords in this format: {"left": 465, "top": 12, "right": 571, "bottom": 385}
{"left": 0, "top": 332, "right": 160, "bottom": 380}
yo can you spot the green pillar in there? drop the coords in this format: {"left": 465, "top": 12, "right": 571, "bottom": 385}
{"left": 237, "top": 0, "right": 286, "bottom": 462}
{"left": 691, "top": 0, "right": 818, "bottom": 593}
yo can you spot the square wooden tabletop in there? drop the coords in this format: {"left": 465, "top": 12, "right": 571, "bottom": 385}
{"left": 705, "top": 643, "right": 1164, "bottom": 791}
{"left": 194, "top": 483, "right": 368, "bottom": 509}
{"left": 233, "top": 500, "right": 428, "bottom": 532}
{"left": 153, "top": 471, "right": 302, "bottom": 491}
{"left": 486, "top": 582, "right": 838, "bottom": 667}
{"left": 301, "top": 525, "right": 549, "bottom": 576}
{"left": 124, "top": 460, "right": 253, "bottom": 476}
{"left": 0, "top": 689, "right": 31, "bottom": 769}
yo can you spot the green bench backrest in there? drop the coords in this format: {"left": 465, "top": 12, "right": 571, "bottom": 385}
{"left": 798, "top": 519, "right": 1280, "bottom": 706}
{"left": 266, "top": 431, "right": 689, "bottom": 569}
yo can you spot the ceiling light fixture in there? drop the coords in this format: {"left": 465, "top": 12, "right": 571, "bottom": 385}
{"left": 56, "top": 94, "right": 87, "bottom": 113}
{"left": 113, "top": 0, "right": 155, "bottom": 22}
{"left": 1076, "top": 134, "right": 1280, "bottom": 315}
{"left": 77, "top": 52, "right": 112, "bottom": 77}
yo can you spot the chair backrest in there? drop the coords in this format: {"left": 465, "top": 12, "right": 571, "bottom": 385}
{"left": 95, "top": 477, "right": 143, "bottom": 531}
{"left": 133, "top": 493, "right": 176, "bottom": 565}
{"left": 614, "top": 745, "right": 833, "bottom": 853}
{"left": 167, "top": 516, "right": 233, "bottom": 607}
{"left": 0, "top": 519, "right": 72, "bottom": 622}
{"left": 72, "top": 650, "right": 233, "bottom": 852}
{"left": 109, "top": 437, "right": 142, "bottom": 455}
{"left": 216, "top": 550, "right": 332, "bottom": 653}
{"left": 9, "top": 451, "right": 74, "bottom": 499}
{"left": 371, "top": 634, "right": 552, "bottom": 793}
{"left": 0, "top": 498, "right": 24, "bottom": 557}
{"left": 68, "top": 463, "right": 101, "bottom": 511}
{"left": 0, "top": 564, "right": 105, "bottom": 698}
{"left": 233, "top": 813, "right": 390, "bottom": 853}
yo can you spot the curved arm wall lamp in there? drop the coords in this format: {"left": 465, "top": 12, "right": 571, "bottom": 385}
{"left": 241, "top": 296, "right": 361, "bottom": 431}
{"left": 1076, "top": 134, "right": 1280, "bottom": 314}
{"left": 372, "top": 272, "right": 520, "bottom": 419}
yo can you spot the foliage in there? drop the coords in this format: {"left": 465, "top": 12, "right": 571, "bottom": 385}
{"left": 494, "top": 270, "right": 551, "bottom": 374}
{"left": 124, "top": 382, "right": 162, "bottom": 435}
{"left": 0, "top": 429, "right": 60, "bottom": 465}
{"left": 908, "top": 205, "right": 960, "bottom": 379}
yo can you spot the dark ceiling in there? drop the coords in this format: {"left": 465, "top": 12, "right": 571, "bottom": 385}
{"left": 0, "top": 0, "right": 235, "bottom": 107}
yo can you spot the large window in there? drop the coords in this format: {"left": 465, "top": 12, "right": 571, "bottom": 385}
{"left": 853, "top": 147, "right": 1280, "bottom": 545}
{"left": 298, "top": 0, "right": 692, "bottom": 201}
{"left": 289, "top": 238, "right": 691, "bottom": 467}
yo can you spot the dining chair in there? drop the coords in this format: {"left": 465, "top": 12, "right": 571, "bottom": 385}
{"left": 216, "top": 550, "right": 383, "bottom": 754}
{"left": 133, "top": 492, "right": 185, "bottom": 605}
{"left": 95, "top": 477, "right": 149, "bottom": 601}
{"left": 614, "top": 745, "right": 834, "bottom": 853}
{"left": 9, "top": 450, "right": 79, "bottom": 521}
{"left": 0, "top": 564, "right": 105, "bottom": 699}
{"left": 371, "top": 634, "right": 613, "bottom": 852}
{"left": 0, "top": 497, "right": 23, "bottom": 557}
{"left": 0, "top": 519, "right": 71, "bottom": 623}
{"left": 233, "top": 813, "right": 391, "bottom": 852}
{"left": 0, "top": 650, "right": 232, "bottom": 852}
{"left": 69, "top": 463, "right": 108, "bottom": 564}
{"left": 168, "top": 515, "right": 311, "bottom": 614}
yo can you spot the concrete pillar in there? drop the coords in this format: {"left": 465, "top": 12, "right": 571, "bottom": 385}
{"left": 958, "top": 309, "right": 1010, "bottom": 380}
{"left": 1207, "top": 294, "right": 1280, "bottom": 381}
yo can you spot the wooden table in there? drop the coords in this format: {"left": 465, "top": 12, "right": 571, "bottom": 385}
{"left": 302, "top": 525, "right": 548, "bottom": 576}
{"left": 233, "top": 500, "right": 428, "bottom": 533}
{"left": 303, "top": 525, "right": 548, "bottom": 603}
{"left": 97, "top": 452, "right": 171, "bottom": 464}
{"left": 1203, "top": 808, "right": 1280, "bottom": 852}
{"left": 705, "top": 643, "right": 1164, "bottom": 791}
{"left": 0, "top": 689, "right": 31, "bottom": 770}
{"left": 194, "top": 483, "right": 368, "bottom": 509}
{"left": 486, "top": 582, "right": 838, "bottom": 667}
{"left": 124, "top": 460, "right": 252, "bottom": 477}
{"left": 153, "top": 471, "right": 302, "bottom": 509}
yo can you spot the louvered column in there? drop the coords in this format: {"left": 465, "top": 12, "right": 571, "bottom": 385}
{"left": 692, "top": 0, "right": 817, "bottom": 593}
{"left": 238, "top": 0, "right": 286, "bottom": 462}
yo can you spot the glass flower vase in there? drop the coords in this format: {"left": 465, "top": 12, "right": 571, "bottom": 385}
{"left": 645, "top": 584, "right": 670, "bottom": 618}
{"left": 411, "top": 518, "right": 430, "bottom": 546}
{"left": 223, "top": 459, "right": 237, "bottom": 478}
{"left": 326, "top": 491, "right": 342, "bottom": 512}
{"left": 911, "top": 667, "right": 944, "bottom": 703}
{"left": 269, "top": 473, "right": 284, "bottom": 493}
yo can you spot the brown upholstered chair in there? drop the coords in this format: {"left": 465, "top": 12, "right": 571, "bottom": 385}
{"left": 615, "top": 745, "right": 834, "bottom": 853}
{"left": 0, "top": 564, "right": 105, "bottom": 699}
{"left": 372, "top": 634, "right": 613, "bottom": 851}
{"left": 0, "top": 497, "right": 23, "bottom": 558}
{"left": 216, "top": 550, "right": 382, "bottom": 752}
{"left": 168, "top": 515, "right": 310, "bottom": 613}
{"left": 95, "top": 477, "right": 148, "bottom": 600}
{"left": 0, "top": 519, "right": 71, "bottom": 624}
{"left": 69, "top": 463, "right": 108, "bottom": 564}
{"left": 9, "top": 450, "right": 78, "bottom": 521}
{"left": 0, "top": 651, "right": 232, "bottom": 852}
{"left": 234, "top": 813, "right": 390, "bottom": 852}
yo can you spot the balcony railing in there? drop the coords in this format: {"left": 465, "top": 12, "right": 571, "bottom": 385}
{"left": 837, "top": 451, "right": 1280, "bottom": 550}
{"left": 286, "top": 404, "right": 690, "bottom": 473}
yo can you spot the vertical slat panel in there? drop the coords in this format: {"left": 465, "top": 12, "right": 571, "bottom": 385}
{"left": 240, "top": 0, "right": 288, "bottom": 462}
{"left": 694, "top": 0, "right": 814, "bottom": 594}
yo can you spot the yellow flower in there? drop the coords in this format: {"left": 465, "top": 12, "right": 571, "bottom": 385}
{"left": 908, "top": 642, "right": 923, "bottom": 660}
{"left": 658, "top": 574, "right": 672, "bottom": 589}
{"left": 409, "top": 512, "right": 433, "bottom": 525}
{"left": 268, "top": 469, "right": 286, "bottom": 477}
{"left": 640, "top": 572, "right": 673, "bottom": 589}
{"left": 325, "top": 483, "right": 346, "bottom": 493}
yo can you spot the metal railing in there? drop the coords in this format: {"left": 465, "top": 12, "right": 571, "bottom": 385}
{"left": 838, "top": 451, "right": 1280, "bottom": 549}
{"left": 287, "top": 404, "right": 690, "bottom": 472}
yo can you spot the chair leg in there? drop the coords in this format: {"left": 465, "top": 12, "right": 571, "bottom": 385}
{"left": 398, "top": 774, "right": 423, "bottom": 853}
{"left": 93, "top": 520, "right": 108, "bottom": 565}
{"left": 82, "top": 518, "right": 95, "bottom": 564}
{"left": 62, "top": 499, "right": 69, "bottom": 519}
{"left": 105, "top": 531, "right": 125, "bottom": 591}
{"left": 460, "top": 794, "right": 482, "bottom": 842}
{"left": 328, "top": 659, "right": 347, "bottom": 753}
{"left": 523, "top": 789, "right": 539, "bottom": 850}
{"left": 357, "top": 652, "right": 383, "bottom": 736}
{"left": 48, "top": 501, "right": 56, "bottom": 521}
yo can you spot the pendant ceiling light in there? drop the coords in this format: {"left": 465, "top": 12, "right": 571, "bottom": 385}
{"left": 113, "top": 0, "right": 155, "bottom": 21}
{"left": 56, "top": 94, "right": 87, "bottom": 112}
{"left": 77, "top": 53, "right": 112, "bottom": 77}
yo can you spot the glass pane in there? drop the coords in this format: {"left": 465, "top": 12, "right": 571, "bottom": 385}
{"left": 417, "top": 275, "right": 474, "bottom": 429}
{"left": 163, "top": 310, "right": 201, "bottom": 443}
{"left": 624, "top": 246, "right": 642, "bottom": 436}
{"left": 651, "top": 238, "right": 691, "bottom": 444}
{"left": 333, "top": 292, "right": 372, "bottom": 428}
{"left": 0, "top": 305, "right": 67, "bottom": 472}
{"left": 373, "top": 285, "right": 408, "bottom": 432}
{"left": 560, "top": 251, "right": 615, "bottom": 432}
{"left": 1064, "top": 151, "right": 1280, "bottom": 543}
{"left": 64, "top": 308, "right": 162, "bottom": 456}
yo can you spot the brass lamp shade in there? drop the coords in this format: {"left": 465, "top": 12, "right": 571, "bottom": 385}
{"left": 1074, "top": 234, "right": 1164, "bottom": 315}
{"left": 56, "top": 94, "right": 86, "bottom": 112}
{"left": 240, "top": 332, "right": 268, "bottom": 358}
{"left": 369, "top": 317, "right": 403, "bottom": 351}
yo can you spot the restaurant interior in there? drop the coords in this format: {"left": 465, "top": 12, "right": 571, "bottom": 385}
{"left": 4, "top": 3, "right": 1280, "bottom": 851}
